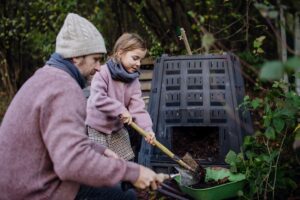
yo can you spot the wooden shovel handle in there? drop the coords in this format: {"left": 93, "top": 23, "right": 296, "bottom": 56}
{"left": 129, "top": 122, "right": 195, "bottom": 172}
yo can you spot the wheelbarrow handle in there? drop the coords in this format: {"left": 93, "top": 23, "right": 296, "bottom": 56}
{"left": 129, "top": 122, "right": 195, "bottom": 173}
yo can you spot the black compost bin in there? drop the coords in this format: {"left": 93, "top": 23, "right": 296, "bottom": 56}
{"left": 138, "top": 53, "right": 253, "bottom": 173}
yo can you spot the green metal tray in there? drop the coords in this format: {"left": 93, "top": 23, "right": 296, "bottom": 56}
{"left": 174, "top": 167, "right": 246, "bottom": 200}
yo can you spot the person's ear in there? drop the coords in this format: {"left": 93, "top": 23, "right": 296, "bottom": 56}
{"left": 71, "top": 56, "right": 84, "bottom": 67}
{"left": 116, "top": 50, "right": 124, "bottom": 61}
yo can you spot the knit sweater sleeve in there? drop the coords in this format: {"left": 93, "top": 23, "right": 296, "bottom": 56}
{"left": 89, "top": 66, "right": 127, "bottom": 117}
{"left": 128, "top": 79, "right": 153, "bottom": 133}
{"left": 39, "top": 79, "right": 139, "bottom": 187}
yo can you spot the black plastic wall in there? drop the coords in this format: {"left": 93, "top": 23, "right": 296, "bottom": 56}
{"left": 138, "top": 53, "right": 253, "bottom": 172}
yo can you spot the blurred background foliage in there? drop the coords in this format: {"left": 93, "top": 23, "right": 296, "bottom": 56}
{"left": 1, "top": 0, "right": 300, "bottom": 96}
{"left": 1, "top": 0, "right": 300, "bottom": 198}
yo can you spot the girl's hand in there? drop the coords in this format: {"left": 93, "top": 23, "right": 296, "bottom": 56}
{"left": 145, "top": 131, "right": 156, "bottom": 145}
{"left": 119, "top": 112, "right": 132, "bottom": 124}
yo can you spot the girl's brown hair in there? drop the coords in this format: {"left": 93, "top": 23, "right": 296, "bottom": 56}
{"left": 111, "top": 33, "right": 147, "bottom": 61}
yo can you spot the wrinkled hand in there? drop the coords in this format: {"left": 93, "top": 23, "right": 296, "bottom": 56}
{"left": 145, "top": 132, "right": 156, "bottom": 145}
{"left": 119, "top": 111, "right": 132, "bottom": 124}
{"left": 133, "top": 165, "right": 169, "bottom": 190}
{"left": 103, "top": 148, "right": 119, "bottom": 159}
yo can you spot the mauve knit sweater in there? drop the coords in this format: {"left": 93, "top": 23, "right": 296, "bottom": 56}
{"left": 86, "top": 64, "right": 153, "bottom": 134}
{"left": 0, "top": 66, "right": 139, "bottom": 200}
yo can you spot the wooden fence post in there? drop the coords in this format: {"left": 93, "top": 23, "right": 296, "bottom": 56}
{"left": 179, "top": 28, "right": 192, "bottom": 55}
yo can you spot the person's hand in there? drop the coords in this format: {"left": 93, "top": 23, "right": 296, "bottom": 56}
{"left": 155, "top": 173, "right": 170, "bottom": 183}
{"left": 103, "top": 148, "right": 119, "bottom": 159}
{"left": 119, "top": 111, "right": 132, "bottom": 124}
{"left": 145, "top": 131, "right": 156, "bottom": 145}
{"left": 151, "top": 173, "right": 170, "bottom": 190}
{"left": 132, "top": 166, "right": 169, "bottom": 190}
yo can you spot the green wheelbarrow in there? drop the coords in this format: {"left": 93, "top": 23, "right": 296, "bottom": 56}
{"left": 174, "top": 166, "right": 246, "bottom": 200}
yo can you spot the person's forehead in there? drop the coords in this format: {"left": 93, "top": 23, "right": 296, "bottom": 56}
{"left": 126, "top": 49, "right": 146, "bottom": 56}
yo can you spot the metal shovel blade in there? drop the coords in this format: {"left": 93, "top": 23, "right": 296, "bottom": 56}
{"left": 175, "top": 167, "right": 199, "bottom": 186}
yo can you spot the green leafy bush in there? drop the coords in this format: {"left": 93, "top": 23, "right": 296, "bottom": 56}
{"left": 226, "top": 80, "right": 300, "bottom": 199}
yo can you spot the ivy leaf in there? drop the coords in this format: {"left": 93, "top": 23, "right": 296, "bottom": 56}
{"left": 254, "top": 3, "right": 269, "bottom": 17}
{"left": 256, "top": 48, "right": 264, "bottom": 54}
{"left": 251, "top": 98, "right": 261, "bottom": 109}
{"left": 253, "top": 36, "right": 266, "bottom": 48}
{"left": 237, "top": 152, "right": 244, "bottom": 161}
{"left": 284, "top": 57, "right": 300, "bottom": 71}
{"left": 259, "top": 61, "right": 284, "bottom": 81}
{"left": 279, "top": 109, "right": 294, "bottom": 117}
{"left": 237, "top": 190, "right": 244, "bottom": 197}
{"left": 262, "top": 155, "right": 271, "bottom": 163}
{"left": 202, "top": 33, "right": 215, "bottom": 52}
{"left": 243, "top": 136, "right": 252, "bottom": 146}
{"left": 265, "top": 127, "right": 276, "bottom": 139}
{"left": 225, "top": 150, "right": 237, "bottom": 164}
{"left": 187, "top": 11, "right": 196, "bottom": 18}
{"left": 263, "top": 115, "right": 271, "bottom": 127}
{"left": 254, "top": 156, "right": 262, "bottom": 163}
{"left": 230, "top": 164, "right": 237, "bottom": 173}
{"left": 244, "top": 95, "right": 250, "bottom": 101}
{"left": 268, "top": 10, "right": 278, "bottom": 19}
{"left": 272, "top": 118, "right": 285, "bottom": 133}
{"left": 245, "top": 151, "right": 255, "bottom": 160}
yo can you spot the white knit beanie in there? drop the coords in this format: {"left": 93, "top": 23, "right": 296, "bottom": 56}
{"left": 56, "top": 13, "right": 107, "bottom": 58}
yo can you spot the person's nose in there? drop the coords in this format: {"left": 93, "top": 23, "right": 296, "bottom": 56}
{"left": 90, "top": 66, "right": 99, "bottom": 76}
{"left": 95, "top": 65, "right": 101, "bottom": 72}
{"left": 94, "top": 62, "right": 101, "bottom": 72}
{"left": 136, "top": 60, "right": 141, "bottom": 67}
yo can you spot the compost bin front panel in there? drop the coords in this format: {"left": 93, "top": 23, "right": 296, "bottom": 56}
{"left": 138, "top": 54, "right": 253, "bottom": 172}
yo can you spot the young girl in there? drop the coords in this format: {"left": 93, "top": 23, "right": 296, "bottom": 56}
{"left": 86, "top": 33, "right": 155, "bottom": 161}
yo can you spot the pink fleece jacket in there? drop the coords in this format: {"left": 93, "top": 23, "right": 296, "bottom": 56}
{"left": 0, "top": 66, "right": 139, "bottom": 200}
{"left": 86, "top": 64, "right": 153, "bottom": 134}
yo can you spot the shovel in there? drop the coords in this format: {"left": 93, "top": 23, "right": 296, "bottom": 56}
{"left": 129, "top": 122, "right": 205, "bottom": 185}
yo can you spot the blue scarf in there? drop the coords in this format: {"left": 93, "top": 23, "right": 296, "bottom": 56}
{"left": 106, "top": 59, "right": 140, "bottom": 83}
{"left": 46, "top": 53, "right": 86, "bottom": 89}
